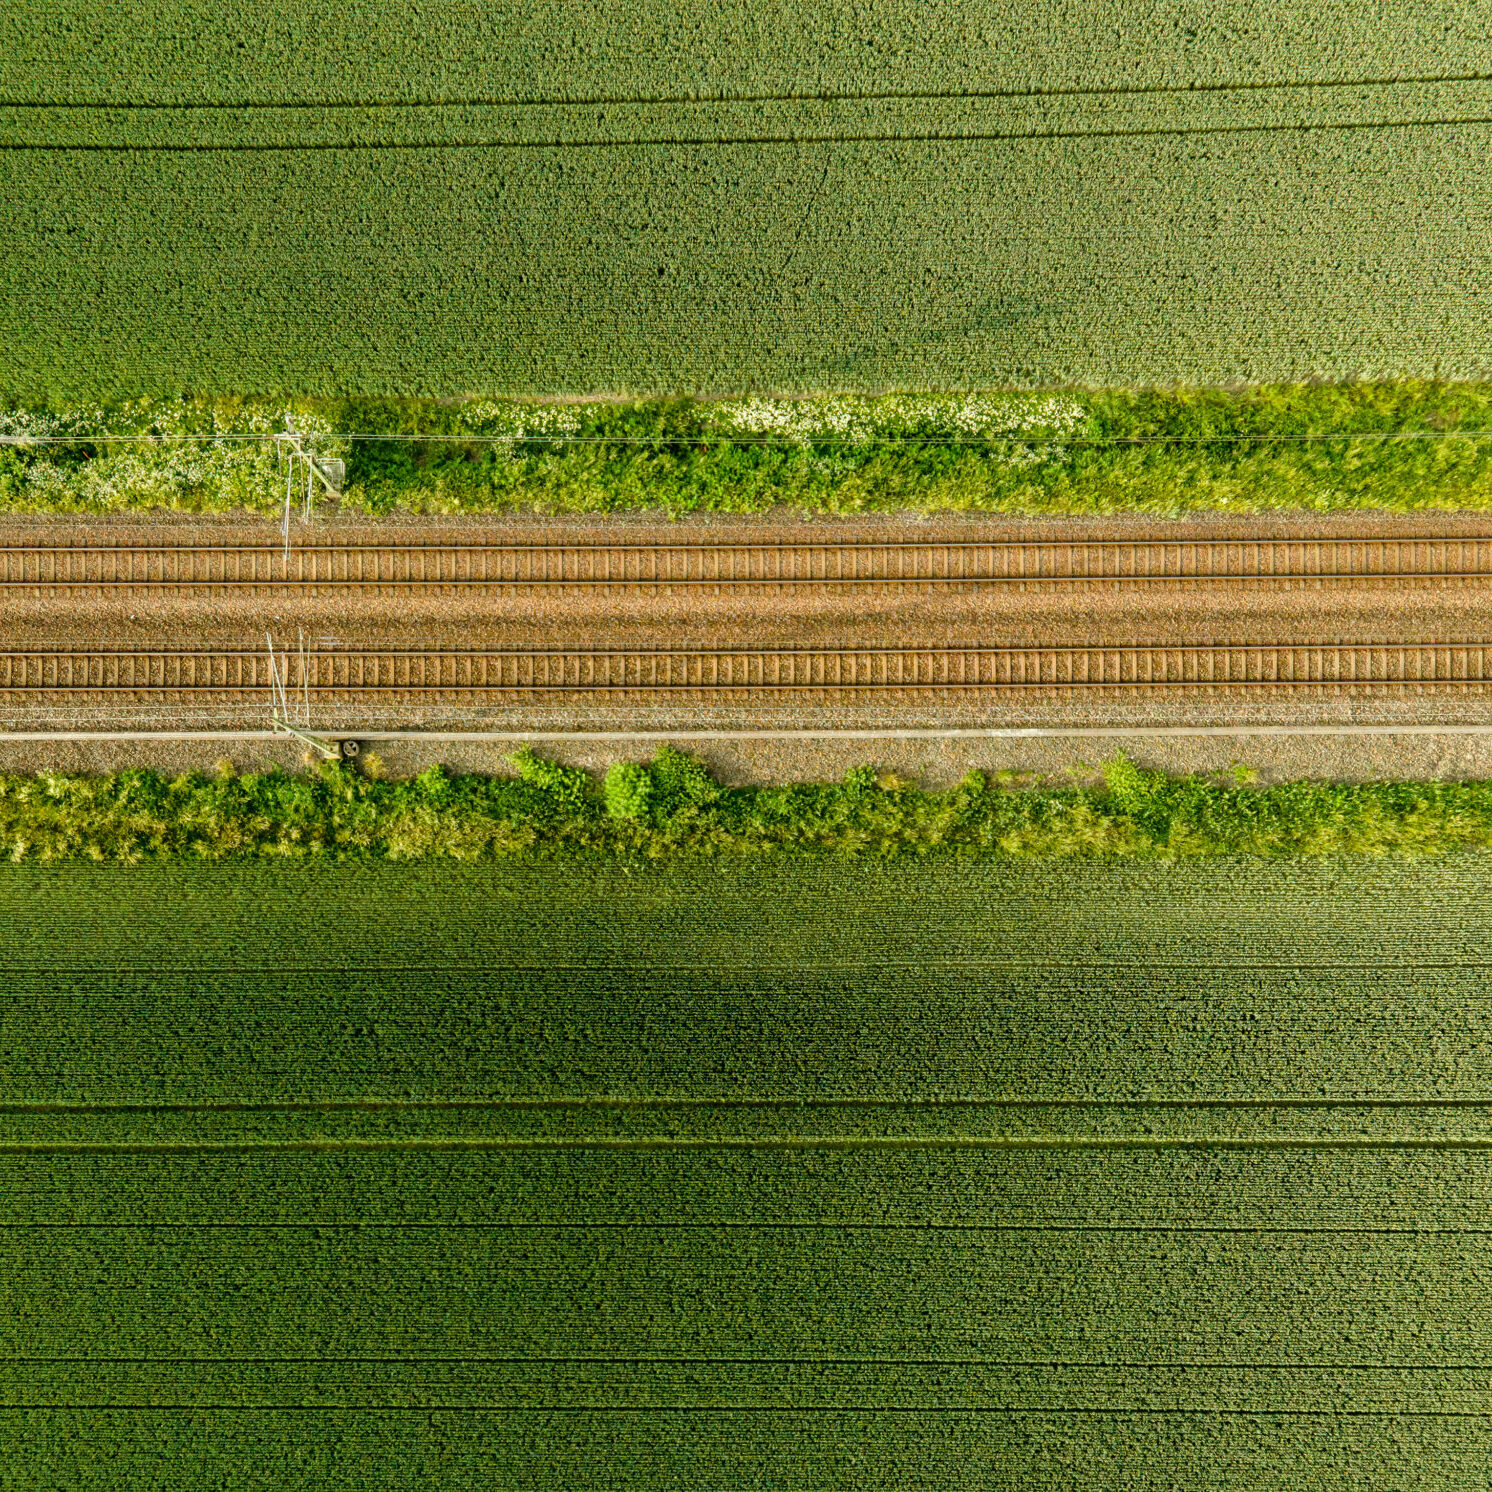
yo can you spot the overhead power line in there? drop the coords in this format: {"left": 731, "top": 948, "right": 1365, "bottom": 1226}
{"left": 7, "top": 431, "right": 1492, "bottom": 449}
{"left": 10, "top": 115, "right": 1492, "bottom": 151}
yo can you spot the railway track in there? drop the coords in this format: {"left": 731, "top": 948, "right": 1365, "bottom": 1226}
{"left": 6, "top": 643, "right": 1492, "bottom": 699}
{"left": 6, "top": 536, "right": 1492, "bottom": 591}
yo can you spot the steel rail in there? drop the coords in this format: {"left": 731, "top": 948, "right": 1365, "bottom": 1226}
{"left": 7, "top": 537, "right": 1492, "bottom": 589}
{"left": 6, "top": 644, "right": 1492, "bottom": 697}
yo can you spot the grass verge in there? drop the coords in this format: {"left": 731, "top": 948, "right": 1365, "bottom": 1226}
{"left": 7, "top": 382, "right": 1492, "bottom": 517}
{"left": 5, "top": 749, "right": 1492, "bottom": 862}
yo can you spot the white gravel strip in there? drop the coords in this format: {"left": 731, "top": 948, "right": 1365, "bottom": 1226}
{"left": 11, "top": 725, "right": 1492, "bottom": 743}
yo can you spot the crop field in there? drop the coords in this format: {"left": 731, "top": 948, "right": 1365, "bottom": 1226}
{"left": 4, "top": 854, "right": 1492, "bottom": 1486}
{"left": 3, "top": 4, "right": 1492, "bottom": 395}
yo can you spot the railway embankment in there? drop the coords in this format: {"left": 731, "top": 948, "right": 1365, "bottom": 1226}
{"left": 7, "top": 514, "right": 1492, "bottom": 779}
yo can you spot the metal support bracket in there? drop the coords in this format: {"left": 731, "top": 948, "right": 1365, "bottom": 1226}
{"left": 265, "top": 630, "right": 357, "bottom": 759}
{"left": 269, "top": 715, "right": 347, "bottom": 761}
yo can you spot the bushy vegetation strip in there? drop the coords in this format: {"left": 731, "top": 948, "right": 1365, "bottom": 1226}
{"left": 7, "top": 384, "right": 1492, "bottom": 517}
{"left": 5, "top": 748, "right": 1492, "bottom": 862}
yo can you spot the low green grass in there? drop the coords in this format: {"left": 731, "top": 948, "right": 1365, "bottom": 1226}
{"left": 5, "top": 749, "right": 1492, "bottom": 862}
{"left": 7, "top": 382, "right": 1492, "bottom": 517}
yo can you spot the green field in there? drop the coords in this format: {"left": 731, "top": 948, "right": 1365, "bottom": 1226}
{"left": 3, "top": 3, "right": 1492, "bottom": 396}
{"left": 5, "top": 854, "right": 1492, "bottom": 1486}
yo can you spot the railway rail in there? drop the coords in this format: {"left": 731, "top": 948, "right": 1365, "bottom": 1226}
{"left": 6, "top": 644, "right": 1492, "bottom": 699}
{"left": 7, "top": 536, "right": 1492, "bottom": 591}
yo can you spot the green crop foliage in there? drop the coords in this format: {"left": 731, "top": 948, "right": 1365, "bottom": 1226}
{"left": 7, "top": 383, "right": 1492, "bottom": 516}
{"left": 4, "top": 752, "right": 1492, "bottom": 862}
{"left": 8, "top": 2, "right": 1484, "bottom": 107}
{"left": 4, "top": 852, "right": 1492, "bottom": 1484}
{"left": 2, "top": 6, "right": 1491, "bottom": 396}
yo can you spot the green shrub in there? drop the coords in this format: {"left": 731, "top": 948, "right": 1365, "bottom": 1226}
{"left": 507, "top": 748, "right": 591, "bottom": 807}
{"left": 604, "top": 763, "right": 653, "bottom": 821}
{"left": 646, "top": 747, "right": 722, "bottom": 815}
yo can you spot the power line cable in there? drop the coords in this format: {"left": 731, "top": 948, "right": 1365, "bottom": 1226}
{"left": 11, "top": 114, "right": 1492, "bottom": 150}
{"left": 8, "top": 431, "right": 1492, "bottom": 448}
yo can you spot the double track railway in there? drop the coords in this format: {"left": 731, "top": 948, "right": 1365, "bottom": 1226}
{"left": 5, "top": 643, "right": 1492, "bottom": 700}
{"left": 9, "top": 533, "right": 1492, "bottom": 713}
{"left": 6, "top": 535, "right": 1492, "bottom": 591}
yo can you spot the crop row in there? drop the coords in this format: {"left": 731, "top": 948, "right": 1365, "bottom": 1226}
{"left": 3, "top": 1096, "right": 1486, "bottom": 1153}
{"left": 6, "top": 84, "right": 1487, "bottom": 148}
{"left": 8, "top": 1406, "right": 1485, "bottom": 1491}
{"left": 4, "top": 1359, "right": 1489, "bottom": 1415}
{"left": 2, "top": 125, "right": 1489, "bottom": 398}
{"left": 1, "top": 1147, "right": 1488, "bottom": 1229}
{"left": 2, "top": 964, "right": 1491, "bottom": 1106}
{"left": 6, "top": 2, "right": 1480, "bottom": 106}
{"left": 1, "top": 844, "right": 1488, "bottom": 967}
{"left": 2, "top": 1227, "right": 1486, "bottom": 1357}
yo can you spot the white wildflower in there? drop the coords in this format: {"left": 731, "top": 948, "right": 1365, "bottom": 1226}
{"left": 710, "top": 393, "right": 1089, "bottom": 443}
{"left": 464, "top": 401, "right": 584, "bottom": 439}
